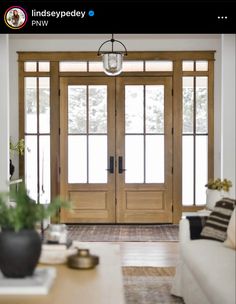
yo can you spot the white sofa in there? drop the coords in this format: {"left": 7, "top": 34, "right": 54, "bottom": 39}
{"left": 171, "top": 218, "right": 236, "bottom": 304}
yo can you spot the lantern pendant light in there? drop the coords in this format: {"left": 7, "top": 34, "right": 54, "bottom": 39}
{"left": 97, "top": 34, "right": 128, "bottom": 76}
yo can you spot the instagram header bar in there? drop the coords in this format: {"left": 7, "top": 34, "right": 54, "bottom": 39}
{"left": 0, "top": 1, "right": 235, "bottom": 33}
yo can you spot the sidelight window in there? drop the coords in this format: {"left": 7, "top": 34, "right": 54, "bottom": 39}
{"left": 182, "top": 73, "right": 209, "bottom": 206}
{"left": 24, "top": 77, "right": 51, "bottom": 204}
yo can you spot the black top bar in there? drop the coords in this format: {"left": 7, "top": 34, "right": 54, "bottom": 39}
{"left": 0, "top": 0, "right": 235, "bottom": 33}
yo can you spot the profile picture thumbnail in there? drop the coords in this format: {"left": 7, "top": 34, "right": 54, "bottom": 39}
{"left": 4, "top": 6, "right": 28, "bottom": 30}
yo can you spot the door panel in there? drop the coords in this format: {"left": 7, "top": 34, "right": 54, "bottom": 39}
{"left": 60, "top": 77, "right": 116, "bottom": 223}
{"left": 116, "top": 77, "right": 173, "bottom": 223}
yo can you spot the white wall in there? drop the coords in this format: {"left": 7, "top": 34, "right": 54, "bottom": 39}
{"left": 9, "top": 34, "right": 222, "bottom": 178}
{"left": 0, "top": 35, "right": 10, "bottom": 191}
{"left": 221, "top": 34, "right": 236, "bottom": 197}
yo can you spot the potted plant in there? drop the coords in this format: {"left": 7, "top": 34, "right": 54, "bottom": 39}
{"left": 0, "top": 182, "right": 69, "bottom": 278}
{"left": 9, "top": 137, "right": 25, "bottom": 180}
{"left": 205, "top": 178, "right": 232, "bottom": 210}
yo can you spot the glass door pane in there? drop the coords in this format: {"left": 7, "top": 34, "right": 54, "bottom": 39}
{"left": 125, "top": 135, "right": 144, "bottom": 183}
{"left": 67, "top": 85, "right": 108, "bottom": 184}
{"left": 146, "top": 135, "right": 164, "bottom": 183}
{"left": 68, "top": 86, "right": 86, "bottom": 133}
{"left": 68, "top": 135, "right": 87, "bottom": 183}
{"left": 125, "top": 85, "right": 165, "bottom": 184}
{"left": 89, "top": 135, "right": 107, "bottom": 183}
{"left": 125, "top": 85, "right": 144, "bottom": 133}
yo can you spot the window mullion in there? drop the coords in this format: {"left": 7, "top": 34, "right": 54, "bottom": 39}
{"left": 36, "top": 77, "right": 40, "bottom": 204}
{"left": 144, "top": 85, "right": 146, "bottom": 184}
{"left": 193, "top": 76, "right": 197, "bottom": 206}
{"left": 86, "top": 85, "right": 89, "bottom": 183}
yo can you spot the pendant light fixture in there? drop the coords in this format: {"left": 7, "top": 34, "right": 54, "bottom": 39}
{"left": 97, "top": 34, "right": 128, "bottom": 76}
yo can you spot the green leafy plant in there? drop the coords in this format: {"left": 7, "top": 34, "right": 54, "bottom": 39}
{"left": 9, "top": 138, "right": 25, "bottom": 158}
{"left": 205, "top": 178, "right": 232, "bottom": 192}
{"left": 0, "top": 183, "right": 69, "bottom": 232}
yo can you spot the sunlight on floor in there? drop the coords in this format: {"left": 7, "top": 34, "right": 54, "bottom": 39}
{"left": 115, "top": 242, "right": 179, "bottom": 267}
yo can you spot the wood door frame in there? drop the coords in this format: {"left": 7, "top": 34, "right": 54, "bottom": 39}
{"left": 116, "top": 76, "right": 173, "bottom": 223}
{"left": 59, "top": 76, "right": 116, "bottom": 223}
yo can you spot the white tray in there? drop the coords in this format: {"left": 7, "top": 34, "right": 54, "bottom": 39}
{"left": 0, "top": 267, "right": 56, "bottom": 295}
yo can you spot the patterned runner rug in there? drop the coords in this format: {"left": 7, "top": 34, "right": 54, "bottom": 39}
{"left": 67, "top": 224, "right": 179, "bottom": 242}
{"left": 123, "top": 267, "right": 183, "bottom": 304}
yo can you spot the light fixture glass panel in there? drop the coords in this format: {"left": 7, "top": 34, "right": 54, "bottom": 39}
{"left": 89, "top": 85, "right": 107, "bottom": 133}
{"left": 68, "top": 135, "right": 87, "bottom": 183}
{"left": 195, "top": 135, "right": 208, "bottom": 205}
{"left": 125, "top": 135, "right": 144, "bottom": 183}
{"left": 38, "top": 62, "right": 50, "bottom": 72}
{"left": 68, "top": 85, "right": 87, "bottom": 134}
{"left": 146, "top": 135, "right": 164, "bottom": 183}
{"left": 183, "top": 77, "right": 194, "bottom": 134}
{"left": 196, "top": 61, "right": 208, "bottom": 71}
{"left": 59, "top": 61, "right": 87, "bottom": 72}
{"left": 24, "top": 62, "right": 37, "bottom": 72}
{"left": 182, "top": 61, "right": 194, "bottom": 71}
{"left": 102, "top": 53, "right": 123, "bottom": 76}
{"left": 25, "top": 135, "right": 38, "bottom": 202}
{"left": 88, "top": 135, "right": 107, "bottom": 183}
{"left": 123, "top": 61, "right": 144, "bottom": 71}
{"left": 39, "top": 77, "right": 50, "bottom": 133}
{"left": 196, "top": 77, "right": 208, "bottom": 134}
{"left": 25, "top": 77, "right": 37, "bottom": 133}
{"left": 39, "top": 135, "right": 51, "bottom": 204}
{"left": 146, "top": 60, "right": 173, "bottom": 71}
{"left": 182, "top": 135, "right": 194, "bottom": 205}
{"left": 125, "top": 85, "right": 144, "bottom": 133}
{"left": 146, "top": 85, "right": 164, "bottom": 133}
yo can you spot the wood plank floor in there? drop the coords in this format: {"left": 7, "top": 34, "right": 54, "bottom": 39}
{"left": 97, "top": 242, "right": 180, "bottom": 267}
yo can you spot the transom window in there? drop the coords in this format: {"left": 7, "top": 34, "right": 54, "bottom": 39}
{"left": 24, "top": 60, "right": 173, "bottom": 73}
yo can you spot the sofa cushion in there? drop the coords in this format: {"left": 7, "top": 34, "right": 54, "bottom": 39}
{"left": 182, "top": 240, "right": 235, "bottom": 304}
{"left": 200, "top": 198, "right": 235, "bottom": 242}
{"left": 224, "top": 208, "right": 236, "bottom": 250}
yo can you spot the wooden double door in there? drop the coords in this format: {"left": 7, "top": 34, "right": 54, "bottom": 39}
{"left": 60, "top": 76, "right": 173, "bottom": 223}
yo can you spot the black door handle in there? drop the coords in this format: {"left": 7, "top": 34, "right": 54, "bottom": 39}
{"left": 118, "top": 156, "right": 126, "bottom": 174}
{"left": 106, "top": 156, "right": 114, "bottom": 174}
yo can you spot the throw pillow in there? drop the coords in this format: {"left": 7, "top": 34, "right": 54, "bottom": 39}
{"left": 200, "top": 198, "right": 236, "bottom": 242}
{"left": 224, "top": 208, "right": 236, "bottom": 250}
{"left": 186, "top": 216, "right": 208, "bottom": 240}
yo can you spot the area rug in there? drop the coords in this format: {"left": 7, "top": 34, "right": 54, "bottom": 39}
{"left": 67, "top": 224, "right": 179, "bottom": 242}
{"left": 123, "top": 267, "right": 183, "bottom": 304}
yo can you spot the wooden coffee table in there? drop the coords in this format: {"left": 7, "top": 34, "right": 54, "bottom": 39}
{"left": 0, "top": 242, "right": 125, "bottom": 304}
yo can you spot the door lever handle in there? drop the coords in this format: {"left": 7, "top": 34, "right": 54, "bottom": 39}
{"left": 118, "top": 156, "right": 126, "bottom": 174}
{"left": 106, "top": 156, "right": 114, "bottom": 174}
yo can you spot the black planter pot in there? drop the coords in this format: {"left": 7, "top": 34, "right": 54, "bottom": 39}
{"left": 0, "top": 229, "right": 42, "bottom": 278}
{"left": 9, "top": 159, "right": 15, "bottom": 180}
